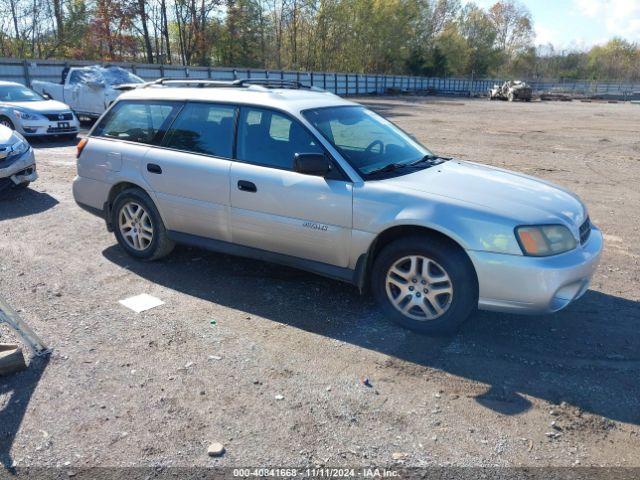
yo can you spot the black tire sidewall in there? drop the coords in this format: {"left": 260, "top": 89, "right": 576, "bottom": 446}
{"left": 112, "top": 189, "right": 164, "bottom": 261}
{"left": 0, "top": 117, "right": 15, "bottom": 130}
{"left": 371, "top": 236, "right": 478, "bottom": 334}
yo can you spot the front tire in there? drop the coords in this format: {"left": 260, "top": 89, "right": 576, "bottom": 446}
{"left": 371, "top": 235, "right": 478, "bottom": 334}
{"left": 0, "top": 116, "right": 15, "bottom": 130}
{"left": 112, "top": 188, "right": 174, "bottom": 261}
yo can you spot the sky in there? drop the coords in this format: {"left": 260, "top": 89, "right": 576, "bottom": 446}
{"left": 472, "top": 0, "right": 640, "bottom": 50}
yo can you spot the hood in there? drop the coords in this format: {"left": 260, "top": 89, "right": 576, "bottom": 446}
{"left": 4, "top": 99, "right": 71, "bottom": 113}
{"left": 383, "top": 160, "right": 586, "bottom": 227}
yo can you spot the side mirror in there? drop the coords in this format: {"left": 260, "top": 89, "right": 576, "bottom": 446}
{"left": 293, "top": 153, "right": 331, "bottom": 177}
{"left": 42, "top": 93, "right": 51, "bottom": 100}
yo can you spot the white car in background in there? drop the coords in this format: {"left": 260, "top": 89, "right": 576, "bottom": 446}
{"left": 0, "top": 124, "right": 36, "bottom": 193}
{"left": 32, "top": 65, "right": 145, "bottom": 119}
{"left": 0, "top": 81, "right": 80, "bottom": 139}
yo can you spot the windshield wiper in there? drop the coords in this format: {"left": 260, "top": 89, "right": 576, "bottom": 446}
{"left": 408, "top": 154, "right": 452, "bottom": 166}
{"left": 367, "top": 155, "right": 451, "bottom": 177}
{"left": 365, "top": 163, "right": 408, "bottom": 176}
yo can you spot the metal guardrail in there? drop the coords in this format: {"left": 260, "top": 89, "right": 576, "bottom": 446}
{"left": 0, "top": 57, "right": 637, "bottom": 98}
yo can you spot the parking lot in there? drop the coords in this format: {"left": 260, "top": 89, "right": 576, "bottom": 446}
{"left": 1, "top": 96, "right": 639, "bottom": 469}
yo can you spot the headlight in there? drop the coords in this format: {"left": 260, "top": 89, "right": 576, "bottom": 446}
{"left": 516, "top": 225, "right": 577, "bottom": 256}
{"left": 0, "top": 134, "right": 30, "bottom": 162}
{"left": 13, "top": 109, "right": 44, "bottom": 121}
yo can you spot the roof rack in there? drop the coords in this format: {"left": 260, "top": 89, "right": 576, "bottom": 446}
{"left": 141, "top": 77, "right": 325, "bottom": 91}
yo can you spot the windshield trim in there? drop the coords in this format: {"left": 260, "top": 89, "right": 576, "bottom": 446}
{"left": 301, "top": 105, "right": 433, "bottom": 180}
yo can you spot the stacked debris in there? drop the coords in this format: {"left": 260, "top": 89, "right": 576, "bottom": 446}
{"left": 489, "top": 80, "right": 533, "bottom": 102}
{"left": 0, "top": 295, "right": 49, "bottom": 376}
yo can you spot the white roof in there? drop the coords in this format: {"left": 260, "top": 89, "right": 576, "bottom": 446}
{"left": 0, "top": 80, "right": 23, "bottom": 86}
{"left": 118, "top": 86, "right": 356, "bottom": 114}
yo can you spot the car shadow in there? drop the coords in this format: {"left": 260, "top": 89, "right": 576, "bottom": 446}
{"left": 0, "top": 355, "right": 49, "bottom": 472}
{"left": 103, "top": 244, "right": 640, "bottom": 425}
{"left": 0, "top": 189, "right": 59, "bottom": 221}
{"left": 26, "top": 136, "right": 80, "bottom": 149}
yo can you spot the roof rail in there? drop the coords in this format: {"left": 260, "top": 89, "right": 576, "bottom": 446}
{"left": 141, "top": 77, "right": 326, "bottom": 92}
{"left": 234, "top": 78, "right": 317, "bottom": 90}
{"left": 142, "top": 78, "right": 237, "bottom": 88}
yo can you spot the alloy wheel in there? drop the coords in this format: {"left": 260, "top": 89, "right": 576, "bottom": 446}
{"left": 385, "top": 255, "right": 453, "bottom": 321}
{"left": 118, "top": 201, "right": 154, "bottom": 251}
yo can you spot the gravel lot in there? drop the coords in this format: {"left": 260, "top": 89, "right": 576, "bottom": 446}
{"left": 1, "top": 97, "right": 639, "bottom": 470}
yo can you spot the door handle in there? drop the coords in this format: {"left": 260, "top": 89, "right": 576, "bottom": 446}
{"left": 237, "top": 180, "right": 257, "bottom": 192}
{"left": 147, "top": 163, "right": 162, "bottom": 174}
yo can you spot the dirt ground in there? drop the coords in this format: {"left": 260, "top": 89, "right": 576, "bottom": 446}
{"left": 0, "top": 97, "right": 639, "bottom": 470}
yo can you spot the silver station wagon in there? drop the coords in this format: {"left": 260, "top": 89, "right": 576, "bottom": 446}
{"left": 73, "top": 79, "right": 602, "bottom": 333}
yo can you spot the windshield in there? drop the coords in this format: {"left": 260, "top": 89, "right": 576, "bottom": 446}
{"left": 303, "top": 106, "right": 431, "bottom": 176}
{"left": 71, "top": 67, "right": 144, "bottom": 87}
{"left": 0, "top": 85, "right": 44, "bottom": 102}
{"left": 101, "top": 67, "right": 144, "bottom": 85}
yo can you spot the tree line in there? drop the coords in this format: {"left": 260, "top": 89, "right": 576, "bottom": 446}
{"left": 1, "top": 0, "right": 639, "bottom": 81}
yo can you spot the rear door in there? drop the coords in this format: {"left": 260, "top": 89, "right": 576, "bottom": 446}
{"left": 229, "top": 107, "right": 352, "bottom": 267}
{"left": 88, "top": 99, "right": 181, "bottom": 184}
{"left": 143, "top": 101, "right": 236, "bottom": 240}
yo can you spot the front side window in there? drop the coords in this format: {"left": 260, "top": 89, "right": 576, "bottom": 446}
{"left": 162, "top": 102, "right": 235, "bottom": 158}
{"left": 93, "top": 101, "right": 180, "bottom": 144}
{"left": 237, "top": 107, "right": 322, "bottom": 170}
{"left": 303, "top": 106, "right": 431, "bottom": 176}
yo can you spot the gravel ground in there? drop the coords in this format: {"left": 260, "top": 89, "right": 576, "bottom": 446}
{"left": 0, "top": 97, "right": 639, "bottom": 470}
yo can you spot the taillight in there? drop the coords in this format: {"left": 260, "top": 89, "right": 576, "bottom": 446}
{"left": 76, "top": 138, "right": 88, "bottom": 159}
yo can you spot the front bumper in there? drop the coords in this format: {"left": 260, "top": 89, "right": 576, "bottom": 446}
{"left": 469, "top": 226, "right": 603, "bottom": 314}
{"left": 16, "top": 117, "right": 80, "bottom": 137}
{"left": 0, "top": 148, "right": 37, "bottom": 185}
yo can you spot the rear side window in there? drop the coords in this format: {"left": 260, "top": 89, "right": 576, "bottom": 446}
{"left": 237, "top": 107, "right": 322, "bottom": 170}
{"left": 93, "top": 101, "right": 180, "bottom": 144}
{"left": 162, "top": 102, "right": 235, "bottom": 158}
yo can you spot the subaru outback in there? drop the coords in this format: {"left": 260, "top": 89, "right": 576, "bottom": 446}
{"left": 72, "top": 79, "right": 602, "bottom": 334}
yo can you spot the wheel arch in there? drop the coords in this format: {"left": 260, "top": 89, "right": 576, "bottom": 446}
{"left": 356, "top": 224, "right": 478, "bottom": 292}
{"left": 104, "top": 181, "right": 154, "bottom": 232}
{"left": 0, "top": 115, "right": 15, "bottom": 129}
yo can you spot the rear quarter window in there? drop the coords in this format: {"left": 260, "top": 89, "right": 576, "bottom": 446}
{"left": 93, "top": 101, "right": 181, "bottom": 144}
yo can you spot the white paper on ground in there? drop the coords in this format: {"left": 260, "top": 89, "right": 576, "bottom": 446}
{"left": 119, "top": 294, "right": 164, "bottom": 313}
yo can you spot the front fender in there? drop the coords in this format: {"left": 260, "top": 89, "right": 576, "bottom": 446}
{"left": 354, "top": 185, "right": 523, "bottom": 256}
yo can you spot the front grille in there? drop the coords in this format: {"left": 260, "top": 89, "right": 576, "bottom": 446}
{"left": 579, "top": 217, "right": 591, "bottom": 245}
{"left": 43, "top": 112, "right": 73, "bottom": 121}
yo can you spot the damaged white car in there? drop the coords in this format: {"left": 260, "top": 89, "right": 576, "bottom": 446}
{"left": 0, "top": 124, "right": 37, "bottom": 193}
{"left": 32, "top": 65, "right": 145, "bottom": 119}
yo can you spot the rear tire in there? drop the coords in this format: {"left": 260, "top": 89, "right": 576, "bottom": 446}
{"left": 371, "top": 235, "right": 478, "bottom": 335}
{"left": 112, "top": 188, "right": 174, "bottom": 261}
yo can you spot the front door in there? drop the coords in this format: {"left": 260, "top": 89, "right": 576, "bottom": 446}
{"left": 229, "top": 107, "right": 352, "bottom": 267}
